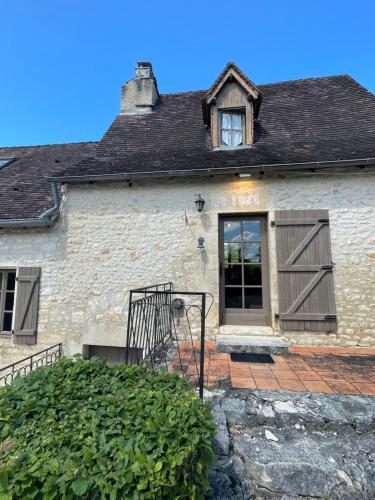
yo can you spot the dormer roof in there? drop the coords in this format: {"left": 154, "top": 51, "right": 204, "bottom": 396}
{"left": 202, "top": 62, "right": 263, "bottom": 125}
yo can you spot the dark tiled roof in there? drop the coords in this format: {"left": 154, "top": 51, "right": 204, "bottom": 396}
{"left": 56, "top": 75, "right": 375, "bottom": 178}
{"left": 0, "top": 142, "right": 97, "bottom": 219}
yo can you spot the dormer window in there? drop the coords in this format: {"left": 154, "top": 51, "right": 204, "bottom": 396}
{"left": 202, "top": 62, "right": 262, "bottom": 150}
{"left": 220, "top": 110, "right": 245, "bottom": 147}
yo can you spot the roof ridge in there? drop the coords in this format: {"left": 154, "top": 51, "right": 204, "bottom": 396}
{"left": 160, "top": 89, "right": 207, "bottom": 97}
{"left": 158, "top": 75, "right": 354, "bottom": 97}
{"left": 258, "top": 74, "right": 351, "bottom": 88}
{"left": 0, "top": 141, "right": 98, "bottom": 150}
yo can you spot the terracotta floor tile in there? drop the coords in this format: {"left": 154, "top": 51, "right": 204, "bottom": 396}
{"left": 342, "top": 373, "right": 371, "bottom": 383}
{"left": 272, "top": 370, "right": 299, "bottom": 381}
{"left": 254, "top": 378, "right": 281, "bottom": 390}
{"left": 249, "top": 363, "right": 274, "bottom": 370}
{"left": 270, "top": 364, "right": 294, "bottom": 372}
{"left": 286, "top": 362, "right": 312, "bottom": 371}
{"left": 231, "top": 376, "right": 256, "bottom": 389}
{"left": 316, "top": 371, "right": 344, "bottom": 381}
{"left": 272, "top": 355, "right": 288, "bottom": 363}
{"left": 249, "top": 369, "right": 275, "bottom": 379}
{"left": 302, "top": 380, "right": 333, "bottom": 393}
{"left": 187, "top": 365, "right": 200, "bottom": 376}
{"left": 210, "top": 353, "right": 230, "bottom": 361}
{"left": 352, "top": 382, "right": 375, "bottom": 395}
{"left": 278, "top": 380, "right": 307, "bottom": 392}
{"left": 325, "top": 380, "right": 359, "bottom": 395}
{"left": 230, "top": 367, "right": 251, "bottom": 377}
{"left": 295, "top": 370, "right": 322, "bottom": 381}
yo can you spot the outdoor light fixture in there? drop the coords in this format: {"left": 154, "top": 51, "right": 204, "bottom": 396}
{"left": 195, "top": 194, "right": 205, "bottom": 212}
{"left": 239, "top": 172, "right": 252, "bottom": 178}
{"left": 197, "top": 237, "right": 205, "bottom": 249}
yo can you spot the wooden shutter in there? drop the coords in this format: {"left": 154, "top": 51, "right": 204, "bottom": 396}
{"left": 275, "top": 210, "right": 337, "bottom": 332}
{"left": 13, "top": 267, "right": 41, "bottom": 345}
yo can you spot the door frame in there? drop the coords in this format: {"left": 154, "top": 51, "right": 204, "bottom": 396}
{"left": 218, "top": 213, "right": 271, "bottom": 327}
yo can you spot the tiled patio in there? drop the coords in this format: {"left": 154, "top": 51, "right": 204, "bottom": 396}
{"left": 169, "top": 342, "right": 375, "bottom": 396}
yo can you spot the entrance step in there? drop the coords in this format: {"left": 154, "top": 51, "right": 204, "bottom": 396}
{"left": 219, "top": 325, "right": 275, "bottom": 337}
{"left": 217, "top": 335, "right": 288, "bottom": 356}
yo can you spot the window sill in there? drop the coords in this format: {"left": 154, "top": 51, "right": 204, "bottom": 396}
{"left": 212, "top": 144, "right": 254, "bottom": 152}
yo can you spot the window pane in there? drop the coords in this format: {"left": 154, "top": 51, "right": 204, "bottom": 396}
{"left": 221, "top": 130, "right": 231, "bottom": 146}
{"left": 224, "top": 221, "right": 241, "bottom": 241}
{"left": 244, "top": 265, "right": 262, "bottom": 286}
{"left": 225, "top": 265, "right": 242, "bottom": 285}
{"left": 231, "top": 114, "right": 242, "bottom": 130}
{"left": 232, "top": 130, "right": 243, "bottom": 146}
{"left": 224, "top": 243, "right": 241, "bottom": 264}
{"left": 243, "top": 243, "right": 261, "bottom": 263}
{"left": 3, "top": 312, "right": 13, "bottom": 331}
{"left": 244, "top": 288, "right": 263, "bottom": 309}
{"left": 221, "top": 113, "right": 231, "bottom": 129}
{"left": 225, "top": 288, "right": 242, "bottom": 308}
{"left": 5, "top": 292, "right": 14, "bottom": 311}
{"left": 243, "top": 221, "right": 260, "bottom": 241}
{"left": 6, "top": 272, "right": 16, "bottom": 291}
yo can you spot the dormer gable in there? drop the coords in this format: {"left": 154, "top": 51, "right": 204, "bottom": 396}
{"left": 202, "top": 62, "right": 262, "bottom": 148}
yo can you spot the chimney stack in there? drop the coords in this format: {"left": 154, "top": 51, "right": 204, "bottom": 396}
{"left": 120, "top": 62, "right": 159, "bottom": 114}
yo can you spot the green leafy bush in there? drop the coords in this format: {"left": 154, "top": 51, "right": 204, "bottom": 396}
{"left": 0, "top": 357, "right": 215, "bottom": 499}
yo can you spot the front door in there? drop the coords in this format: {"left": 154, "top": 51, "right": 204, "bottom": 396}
{"left": 219, "top": 215, "right": 270, "bottom": 326}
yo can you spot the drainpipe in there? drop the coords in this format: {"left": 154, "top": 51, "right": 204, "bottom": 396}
{"left": 0, "top": 181, "right": 61, "bottom": 229}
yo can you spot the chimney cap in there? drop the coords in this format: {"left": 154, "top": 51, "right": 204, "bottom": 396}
{"left": 137, "top": 61, "right": 152, "bottom": 68}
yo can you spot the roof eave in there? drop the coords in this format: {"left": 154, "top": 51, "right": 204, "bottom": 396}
{"left": 49, "top": 157, "right": 375, "bottom": 184}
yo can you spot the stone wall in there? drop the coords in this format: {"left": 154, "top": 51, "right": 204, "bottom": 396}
{"left": 1, "top": 172, "right": 375, "bottom": 365}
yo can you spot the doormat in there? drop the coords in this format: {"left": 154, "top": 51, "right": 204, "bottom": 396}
{"left": 230, "top": 353, "right": 275, "bottom": 364}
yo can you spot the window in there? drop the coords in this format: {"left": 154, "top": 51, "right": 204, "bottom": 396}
{"left": 0, "top": 270, "right": 16, "bottom": 332}
{"left": 220, "top": 111, "right": 245, "bottom": 147}
{"left": 0, "top": 158, "right": 16, "bottom": 170}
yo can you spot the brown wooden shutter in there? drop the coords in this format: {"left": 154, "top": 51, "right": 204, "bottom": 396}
{"left": 275, "top": 210, "right": 337, "bottom": 332}
{"left": 13, "top": 267, "right": 41, "bottom": 345}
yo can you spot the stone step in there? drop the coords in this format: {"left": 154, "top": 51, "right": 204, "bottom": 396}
{"left": 216, "top": 335, "right": 288, "bottom": 356}
{"left": 218, "top": 325, "right": 275, "bottom": 337}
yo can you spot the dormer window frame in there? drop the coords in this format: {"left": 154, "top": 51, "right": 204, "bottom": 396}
{"left": 219, "top": 108, "right": 246, "bottom": 148}
{"left": 202, "top": 62, "right": 262, "bottom": 150}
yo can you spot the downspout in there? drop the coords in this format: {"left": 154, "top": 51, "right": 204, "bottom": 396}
{"left": 0, "top": 181, "right": 61, "bottom": 229}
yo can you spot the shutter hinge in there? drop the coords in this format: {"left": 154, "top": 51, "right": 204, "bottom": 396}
{"left": 321, "top": 265, "right": 333, "bottom": 270}
{"left": 318, "top": 218, "right": 329, "bottom": 223}
{"left": 274, "top": 313, "right": 280, "bottom": 320}
{"left": 270, "top": 220, "right": 276, "bottom": 227}
{"left": 325, "top": 315, "right": 336, "bottom": 320}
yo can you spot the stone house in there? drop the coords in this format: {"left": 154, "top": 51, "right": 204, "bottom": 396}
{"left": 1, "top": 62, "right": 375, "bottom": 366}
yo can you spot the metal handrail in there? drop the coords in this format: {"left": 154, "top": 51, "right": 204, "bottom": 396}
{"left": 126, "top": 284, "right": 212, "bottom": 398}
{"left": 0, "top": 343, "right": 63, "bottom": 386}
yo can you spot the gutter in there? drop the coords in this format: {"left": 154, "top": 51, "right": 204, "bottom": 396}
{"left": 0, "top": 181, "right": 61, "bottom": 229}
{"left": 49, "top": 157, "right": 375, "bottom": 184}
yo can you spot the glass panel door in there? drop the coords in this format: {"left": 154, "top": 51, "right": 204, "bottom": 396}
{"left": 220, "top": 216, "right": 270, "bottom": 326}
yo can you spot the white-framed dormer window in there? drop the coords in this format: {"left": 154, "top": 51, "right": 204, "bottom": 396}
{"left": 220, "top": 110, "right": 245, "bottom": 147}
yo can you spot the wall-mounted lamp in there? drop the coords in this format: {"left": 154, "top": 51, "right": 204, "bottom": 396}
{"left": 195, "top": 194, "right": 205, "bottom": 213}
{"left": 238, "top": 172, "right": 252, "bottom": 178}
{"left": 197, "top": 237, "right": 205, "bottom": 249}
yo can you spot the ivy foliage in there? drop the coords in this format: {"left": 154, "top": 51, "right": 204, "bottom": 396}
{"left": 0, "top": 357, "right": 215, "bottom": 499}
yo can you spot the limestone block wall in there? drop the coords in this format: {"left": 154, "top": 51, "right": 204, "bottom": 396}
{"left": 0, "top": 172, "right": 374, "bottom": 365}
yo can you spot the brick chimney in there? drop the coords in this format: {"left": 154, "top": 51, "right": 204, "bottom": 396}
{"left": 120, "top": 62, "right": 159, "bottom": 114}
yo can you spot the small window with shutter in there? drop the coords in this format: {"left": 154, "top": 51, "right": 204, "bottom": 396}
{"left": 0, "top": 270, "right": 16, "bottom": 333}
{"left": 13, "top": 267, "right": 41, "bottom": 345}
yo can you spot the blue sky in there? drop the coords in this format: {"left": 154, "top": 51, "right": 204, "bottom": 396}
{"left": 1, "top": 0, "right": 374, "bottom": 147}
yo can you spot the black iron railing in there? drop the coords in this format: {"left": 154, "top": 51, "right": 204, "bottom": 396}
{"left": 0, "top": 343, "right": 63, "bottom": 386}
{"left": 126, "top": 283, "right": 213, "bottom": 398}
